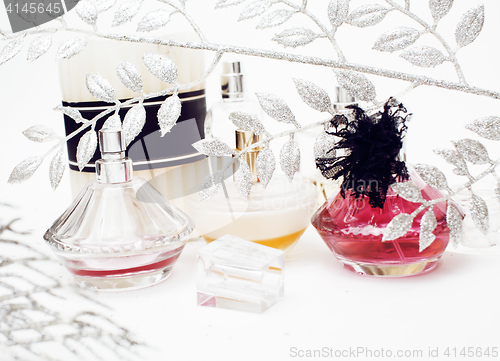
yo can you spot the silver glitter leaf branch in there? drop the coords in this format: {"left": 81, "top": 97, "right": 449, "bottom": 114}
{"left": 272, "top": 27, "right": 320, "bottom": 48}
{"left": 465, "top": 116, "right": 500, "bottom": 141}
{"left": 256, "top": 145, "right": 276, "bottom": 189}
{"left": 216, "top": 0, "right": 246, "bottom": 9}
{"left": 446, "top": 203, "right": 463, "bottom": 247}
{"left": 112, "top": 0, "right": 142, "bottom": 27}
{"left": 86, "top": 73, "right": 116, "bottom": 103}
{"left": 229, "top": 111, "right": 267, "bottom": 135}
{"left": 22, "top": 125, "right": 57, "bottom": 143}
{"left": 8, "top": 157, "right": 43, "bottom": 184}
{"left": 75, "top": 0, "right": 99, "bottom": 25}
{"left": 26, "top": 35, "right": 52, "bottom": 62}
{"left": 193, "top": 139, "right": 235, "bottom": 157}
{"left": 256, "top": 92, "right": 298, "bottom": 126}
{"left": 470, "top": 193, "right": 489, "bottom": 235}
{"left": 382, "top": 213, "right": 414, "bottom": 241}
{"left": 157, "top": 94, "right": 182, "bottom": 136}
{"left": 137, "top": 9, "right": 172, "bottom": 32}
{"left": 142, "top": 53, "right": 178, "bottom": 83}
{"left": 293, "top": 78, "right": 332, "bottom": 113}
{"left": 429, "top": 0, "right": 453, "bottom": 22}
{"left": 256, "top": 9, "right": 295, "bottom": 29}
{"left": 76, "top": 129, "right": 98, "bottom": 171}
{"left": 346, "top": 4, "right": 389, "bottom": 28}
{"left": 455, "top": 5, "right": 484, "bottom": 49}
{"left": 198, "top": 171, "right": 224, "bottom": 202}
{"left": 399, "top": 45, "right": 446, "bottom": 68}
{"left": 453, "top": 139, "right": 491, "bottom": 165}
{"left": 390, "top": 182, "right": 425, "bottom": 203}
{"left": 117, "top": 61, "right": 144, "bottom": 93}
{"left": 234, "top": 160, "right": 253, "bottom": 200}
{"left": 414, "top": 164, "right": 450, "bottom": 192}
{"left": 54, "top": 105, "right": 85, "bottom": 124}
{"left": 122, "top": 104, "right": 146, "bottom": 146}
{"left": 238, "top": 1, "right": 273, "bottom": 21}
{"left": 102, "top": 113, "right": 122, "bottom": 129}
{"left": 419, "top": 208, "right": 437, "bottom": 251}
{"left": 280, "top": 135, "right": 300, "bottom": 182}
{"left": 433, "top": 148, "right": 468, "bottom": 175}
{"left": 372, "top": 26, "right": 420, "bottom": 53}
{"left": 334, "top": 69, "right": 377, "bottom": 102}
{"left": 49, "top": 148, "right": 66, "bottom": 190}
{"left": 55, "top": 38, "right": 87, "bottom": 60}
{"left": 328, "top": 0, "right": 349, "bottom": 28}
{"left": 0, "top": 38, "right": 23, "bottom": 65}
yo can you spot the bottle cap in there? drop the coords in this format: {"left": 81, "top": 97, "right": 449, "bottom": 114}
{"left": 99, "top": 128, "right": 126, "bottom": 160}
{"left": 96, "top": 129, "right": 133, "bottom": 183}
{"left": 221, "top": 61, "right": 244, "bottom": 99}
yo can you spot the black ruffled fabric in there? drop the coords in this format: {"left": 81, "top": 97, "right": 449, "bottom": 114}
{"left": 316, "top": 98, "right": 410, "bottom": 208}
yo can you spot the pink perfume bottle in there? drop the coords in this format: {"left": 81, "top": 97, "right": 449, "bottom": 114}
{"left": 44, "top": 129, "right": 194, "bottom": 290}
{"left": 312, "top": 99, "right": 454, "bottom": 276}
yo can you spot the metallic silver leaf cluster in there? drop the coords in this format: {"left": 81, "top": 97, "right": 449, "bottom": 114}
{"left": 239, "top": 1, "right": 272, "bottom": 21}
{"left": 470, "top": 194, "right": 489, "bottom": 235}
{"left": 158, "top": 95, "right": 182, "bottom": 136}
{"left": 229, "top": 111, "right": 266, "bottom": 135}
{"left": 419, "top": 209, "right": 437, "bottom": 251}
{"left": 8, "top": 157, "right": 43, "bottom": 184}
{"left": 453, "top": 139, "right": 490, "bottom": 165}
{"left": 455, "top": 5, "right": 484, "bottom": 48}
{"left": 293, "top": 78, "right": 332, "bottom": 113}
{"left": 446, "top": 203, "right": 463, "bottom": 247}
{"left": 382, "top": 213, "right": 414, "bottom": 241}
{"left": 400, "top": 45, "right": 446, "bottom": 68}
{"left": 193, "top": 139, "right": 234, "bottom": 157}
{"left": 112, "top": 0, "right": 142, "bottom": 27}
{"left": 86, "top": 74, "right": 116, "bottom": 103}
{"left": 143, "top": 53, "right": 178, "bottom": 83}
{"left": 465, "top": 116, "right": 500, "bottom": 141}
{"left": 272, "top": 28, "right": 319, "bottom": 48}
{"left": 346, "top": 4, "right": 389, "bottom": 28}
{"left": 334, "top": 70, "right": 376, "bottom": 102}
{"left": 49, "top": 148, "right": 66, "bottom": 190}
{"left": 22, "top": 125, "right": 56, "bottom": 143}
{"left": 0, "top": 38, "right": 23, "bottom": 66}
{"left": 137, "top": 9, "right": 171, "bottom": 32}
{"left": 117, "top": 61, "right": 143, "bottom": 92}
{"left": 27, "top": 35, "right": 52, "bottom": 61}
{"left": 122, "top": 104, "right": 146, "bottom": 146}
{"left": 76, "top": 129, "right": 97, "bottom": 171}
{"left": 328, "top": 0, "right": 349, "bottom": 28}
{"left": 390, "top": 182, "right": 425, "bottom": 203}
{"left": 198, "top": 171, "right": 224, "bottom": 202}
{"left": 75, "top": 0, "right": 98, "bottom": 25}
{"left": 280, "top": 137, "right": 300, "bottom": 182}
{"left": 373, "top": 27, "right": 420, "bottom": 53}
{"left": 256, "top": 92, "right": 296, "bottom": 125}
{"left": 256, "top": 9, "right": 294, "bottom": 29}
{"left": 256, "top": 146, "right": 276, "bottom": 188}
{"left": 235, "top": 160, "right": 253, "bottom": 200}
{"left": 414, "top": 164, "right": 449, "bottom": 191}
{"left": 56, "top": 38, "right": 87, "bottom": 60}
{"left": 429, "top": 0, "right": 453, "bottom": 21}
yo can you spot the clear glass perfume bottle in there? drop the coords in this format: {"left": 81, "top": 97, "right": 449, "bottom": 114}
{"left": 188, "top": 130, "right": 318, "bottom": 251}
{"left": 44, "top": 129, "right": 194, "bottom": 290}
{"left": 204, "top": 61, "right": 264, "bottom": 148}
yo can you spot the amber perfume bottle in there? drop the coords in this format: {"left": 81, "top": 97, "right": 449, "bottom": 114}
{"left": 188, "top": 130, "right": 318, "bottom": 251}
{"left": 312, "top": 99, "right": 457, "bottom": 276}
{"left": 44, "top": 129, "right": 194, "bottom": 290}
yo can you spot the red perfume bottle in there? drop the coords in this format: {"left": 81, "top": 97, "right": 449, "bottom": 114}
{"left": 312, "top": 99, "right": 454, "bottom": 276}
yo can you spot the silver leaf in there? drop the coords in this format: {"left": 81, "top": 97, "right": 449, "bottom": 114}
{"left": 239, "top": 1, "right": 272, "bottom": 21}
{"left": 27, "top": 35, "right": 52, "bottom": 61}
{"left": 465, "top": 116, "right": 500, "bottom": 141}
{"left": 137, "top": 9, "right": 171, "bottom": 32}
{"left": 446, "top": 204, "right": 463, "bottom": 247}
{"left": 76, "top": 130, "right": 97, "bottom": 171}
{"left": 453, "top": 168, "right": 468, "bottom": 176}
{"left": 256, "top": 146, "right": 276, "bottom": 188}
{"left": 86, "top": 74, "right": 115, "bottom": 103}
{"left": 256, "top": 92, "right": 296, "bottom": 124}
{"left": 414, "top": 164, "right": 449, "bottom": 191}
{"left": 328, "top": 0, "right": 349, "bottom": 28}
{"left": 280, "top": 137, "right": 300, "bottom": 182}
{"left": 234, "top": 160, "right": 253, "bottom": 200}
{"left": 256, "top": 9, "right": 294, "bottom": 29}
{"left": 54, "top": 105, "right": 85, "bottom": 123}
{"left": 419, "top": 209, "right": 437, "bottom": 251}
{"left": 8, "top": 157, "right": 43, "bottom": 184}
{"left": 143, "top": 53, "right": 178, "bottom": 83}
{"left": 158, "top": 95, "right": 181, "bottom": 136}
{"left": 314, "top": 131, "right": 337, "bottom": 159}
{"left": 49, "top": 148, "right": 66, "bottom": 190}
{"left": 112, "top": 0, "right": 142, "bottom": 27}
{"left": 75, "top": 0, "right": 98, "bottom": 25}
{"left": 229, "top": 111, "right": 266, "bottom": 135}
{"left": 470, "top": 194, "right": 489, "bottom": 235}
{"left": 56, "top": 38, "right": 87, "bottom": 60}
{"left": 88, "top": 0, "right": 116, "bottom": 12}
{"left": 382, "top": 213, "right": 414, "bottom": 241}
{"left": 192, "top": 139, "right": 234, "bottom": 157}
{"left": 452, "top": 139, "right": 490, "bottom": 165}
{"left": 0, "top": 38, "right": 23, "bottom": 65}
{"left": 334, "top": 70, "right": 376, "bottom": 102}
{"left": 116, "top": 61, "right": 143, "bottom": 92}
{"left": 22, "top": 125, "right": 56, "bottom": 143}
{"left": 102, "top": 113, "right": 122, "bottom": 129}
{"left": 429, "top": 0, "right": 453, "bottom": 21}
{"left": 400, "top": 45, "right": 446, "bottom": 68}
{"left": 272, "top": 27, "right": 319, "bottom": 48}
{"left": 215, "top": 0, "right": 245, "bottom": 9}
{"left": 373, "top": 27, "right": 420, "bottom": 52}
{"left": 390, "top": 182, "right": 425, "bottom": 203}
{"left": 455, "top": 5, "right": 484, "bottom": 48}
{"left": 122, "top": 104, "right": 146, "bottom": 146}
{"left": 293, "top": 78, "right": 332, "bottom": 113}
{"left": 433, "top": 148, "right": 467, "bottom": 170}
{"left": 198, "top": 171, "right": 224, "bottom": 202}
{"left": 346, "top": 4, "right": 389, "bottom": 28}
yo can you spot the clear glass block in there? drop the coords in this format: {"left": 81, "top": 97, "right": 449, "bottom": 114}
{"left": 197, "top": 235, "right": 285, "bottom": 313}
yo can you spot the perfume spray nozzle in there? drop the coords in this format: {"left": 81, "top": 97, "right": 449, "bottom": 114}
{"left": 96, "top": 128, "right": 133, "bottom": 183}
{"left": 99, "top": 128, "right": 126, "bottom": 160}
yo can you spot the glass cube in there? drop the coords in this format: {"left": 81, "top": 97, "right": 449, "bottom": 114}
{"left": 197, "top": 235, "right": 285, "bottom": 313}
